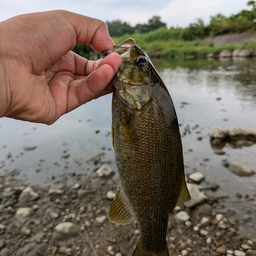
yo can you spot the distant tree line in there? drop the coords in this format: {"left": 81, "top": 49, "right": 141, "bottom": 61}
{"left": 73, "top": 1, "right": 256, "bottom": 57}
{"left": 106, "top": 15, "right": 167, "bottom": 37}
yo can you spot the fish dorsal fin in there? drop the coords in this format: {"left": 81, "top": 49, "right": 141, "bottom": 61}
{"left": 175, "top": 174, "right": 191, "bottom": 206}
{"left": 108, "top": 186, "right": 134, "bottom": 225}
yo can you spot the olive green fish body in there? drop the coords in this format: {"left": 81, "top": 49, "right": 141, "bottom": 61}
{"left": 105, "top": 39, "right": 190, "bottom": 256}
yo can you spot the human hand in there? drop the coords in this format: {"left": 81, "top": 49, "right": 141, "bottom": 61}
{"left": 0, "top": 10, "right": 121, "bottom": 124}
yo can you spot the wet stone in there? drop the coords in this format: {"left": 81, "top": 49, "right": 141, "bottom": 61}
{"left": 189, "top": 172, "right": 204, "bottom": 183}
{"left": 19, "top": 187, "right": 39, "bottom": 202}
{"left": 96, "top": 165, "right": 114, "bottom": 178}
{"left": 234, "top": 250, "right": 246, "bottom": 256}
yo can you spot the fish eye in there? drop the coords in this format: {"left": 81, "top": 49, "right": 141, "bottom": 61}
{"left": 135, "top": 56, "right": 149, "bottom": 71}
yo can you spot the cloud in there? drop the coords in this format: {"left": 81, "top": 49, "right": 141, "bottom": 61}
{"left": 159, "top": 0, "right": 248, "bottom": 27}
{"left": 0, "top": 0, "right": 249, "bottom": 27}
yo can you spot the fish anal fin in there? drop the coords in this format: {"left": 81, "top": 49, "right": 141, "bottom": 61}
{"left": 175, "top": 174, "right": 191, "bottom": 206}
{"left": 108, "top": 187, "right": 134, "bottom": 225}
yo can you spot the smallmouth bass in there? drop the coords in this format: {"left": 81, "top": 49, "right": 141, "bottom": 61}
{"left": 101, "top": 38, "right": 190, "bottom": 256}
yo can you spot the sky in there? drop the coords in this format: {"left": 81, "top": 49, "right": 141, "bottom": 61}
{"left": 0, "top": 0, "right": 250, "bottom": 27}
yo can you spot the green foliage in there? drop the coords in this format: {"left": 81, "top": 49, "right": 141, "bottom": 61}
{"left": 107, "top": 20, "right": 134, "bottom": 37}
{"left": 182, "top": 18, "right": 208, "bottom": 40}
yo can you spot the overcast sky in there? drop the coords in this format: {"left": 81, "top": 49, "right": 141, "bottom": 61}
{"left": 0, "top": 0, "right": 249, "bottom": 27}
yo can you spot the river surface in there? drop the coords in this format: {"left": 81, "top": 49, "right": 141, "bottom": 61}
{"left": 1, "top": 57, "right": 256, "bottom": 237}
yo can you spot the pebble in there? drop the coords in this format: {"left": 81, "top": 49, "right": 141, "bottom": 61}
{"left": 215, "top": 213, "right": 223, "bottom": 222}
{"left": 106, "top": 190, "right": 116, "bottom": 200}
{"left": 20, "top": 227, "right": 31, "bottom": 236}
{"left": 227, "top": 162, "right": 255, "bottom": 177}
{"left": 96, "top": 215, "right": 107, "bottom": 224}
{"left": 19, "top": 187, "right": 39, "bottom": 202}
{"left": 234, "top": 250, "right": 246, "bottom": 256}
{"left": 206, "top": 237, "right": 212, "bottom": 244}
{"left": 53, "top": 222, "right": 80, "bottom": 240}
{"left": 48, "top": 189, "right": 64, "bottom": 195}
{"left": 216, "top": 245, "right": 227, "bottom": 254}
{"left": 96, "top": 165, "right": 114, "bottom": 177}
{"left": 0, "top": 224, "right": 6, "bottom": 230}
{"left": 15, "top": 207, "right": 33, "bottom": 223}
{"left": 175, "top": 211, "right": 190, "bottom": 222}
{"left": 49, "top": 212, "right": 59, "bottom": 219}
{"left": 189, "top": 172, "right": 204, "bottom": 183}
{"left": 199, "top": 229, "right": 208, "bottom": 236}
{"left": 181, "top": 249, "right": 188, "bottom": 255}
{"left": 77, "top": 189, "right": 87, "bottom": 198}
{"left": 200, "top": 217, "right": 210, "bottom": 226}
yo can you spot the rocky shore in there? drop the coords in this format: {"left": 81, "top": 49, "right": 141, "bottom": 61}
{"left": 0, "top": 165, "right": 256, "bottom": 256}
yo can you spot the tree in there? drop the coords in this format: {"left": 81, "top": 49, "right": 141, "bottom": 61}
{"left": 106, "top": 20, "right": 133, "bottom": 37}
{"left": 147, "top": 16, "right": 167, "bottom": 31}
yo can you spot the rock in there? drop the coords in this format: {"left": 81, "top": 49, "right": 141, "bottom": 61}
{"left": 49, "top": 212, "right": 59, "bottom": 219}
{"left": 72, "top": 183, "right": 81, "bottom": 189}
{"left": 234, "top": 250, "right": 246, "bottom": 256}
{"left": 216, "top": 245, "right": 227, "bottom": 254}
{"left": 209, "top": 126, "right": 227, "bottom": 142}
{"left": 106, "top": 190, "right": 116, "bottom": 200}
{"left": 189, "top": 172, "right": 204, "bottom": 183}
{"left": 0, "top": 239, "right": 5, "bottom": 249}
{"left": 225, "top": 162, "right": 255, "bottom": 177}
{"left": 96, "top": 165, "right": 114, "bottom": 178}
{"left": 20, "top": 227, "right": 31, "bottom": 236}
{"left": 193, "top": 203, "right": 212, "bottom": 217}
{"left": 227, "top": 127, "right": 256, "bottom": 141}
{"left": 200, "top": 229, "right": 208, "bottom": 236}
{"left": 247, "top": 250, "right": 256, "bottom": 255}
{"left": 53, "top": 222, "right": 80, "bottom": 240}
{"left": 96, "top": 215, "right": 107, "bottom": 224}
{"left": 0, "top": 224, "right": 6, "bottom": 230}
{"left": 15, "top": 207, "right": 33, "bottom": 223}
{"left": 19, "top": 187, "right": 39, "bottom": 202}
{"left": 239, "top": 49, "right": 252, "bottom": 57}
{"left": 200, "top": 217, "right": 210, "bottom": 225}
{"left": 175, "top": 211, "right": 190, "bottom": 222}
{"left": 233, "top": 49, "right": 241, "bottom": 57}
{"left": 77, "top": 189, "right": 87, "bottom": 198}
{"left": 48, "top": 189, "right": 64, "bottom": 195}
{"left": 219, "top": 50, "right": 232, "bottom": 58}
{"left": 184, "top": 183, "right": 207, "bottom": 208}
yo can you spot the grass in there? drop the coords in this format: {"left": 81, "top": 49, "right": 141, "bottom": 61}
{"left": 113, "top": 28, "right": 256, "bottom": 59}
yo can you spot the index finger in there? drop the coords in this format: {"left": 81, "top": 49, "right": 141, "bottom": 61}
{"left": 62, "top": 11, "right": 115, "bottom": 52}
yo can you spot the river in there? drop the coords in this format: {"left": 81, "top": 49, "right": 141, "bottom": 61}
{"left": 1, "top": 57, "right": 256, "bottom": 237}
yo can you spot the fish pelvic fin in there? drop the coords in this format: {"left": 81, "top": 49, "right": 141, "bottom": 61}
{"left": 175, "top": 173, "right": 191, "bottom": 206}
{"left": 108, "top": 186, "right": 134, "bottom": 225}
{"left": 132, "top": 241, "right": 169, "bottom": 256}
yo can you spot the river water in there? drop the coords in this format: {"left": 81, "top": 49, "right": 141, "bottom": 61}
{"left": 1, "top": 57, "right": 256, "bottom": 237}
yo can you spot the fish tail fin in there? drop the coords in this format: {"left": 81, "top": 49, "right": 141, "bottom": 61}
{"left": 132, "top": 241, "right": 169, "bottom": 256}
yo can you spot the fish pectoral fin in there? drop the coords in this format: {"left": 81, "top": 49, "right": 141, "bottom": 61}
{"left": 175, "top": 174, "right": 191, "bottom": 206}
{"left": 108, "top": 187, "right": 134, "bottom": 225}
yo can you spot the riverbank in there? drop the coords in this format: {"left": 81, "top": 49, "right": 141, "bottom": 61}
{"left": 113, "top": 31, "right": 256, "bottom": 59}
{"left": 0, "top": 168, "right": 256, "bottom": 256}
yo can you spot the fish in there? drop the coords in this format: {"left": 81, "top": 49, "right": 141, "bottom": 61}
{"left": 101, "top": 38, "right": 190, "bottom": 256}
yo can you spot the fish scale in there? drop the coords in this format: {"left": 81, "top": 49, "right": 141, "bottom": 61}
{"left": 103, "top": 38, "right": 191, "bottom": 256}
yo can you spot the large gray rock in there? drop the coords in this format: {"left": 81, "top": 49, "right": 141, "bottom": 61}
{"left": 227, "top": 127, "right": 256, "bottom": 141}
{"left": 232, "top": 49, "right": 251, "bottom": 57}
{"left": 209, "top": 126, "right": 227, "bottom": 141}
{"left": 219, "top": 50, "right": 232, "bottom": 58}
